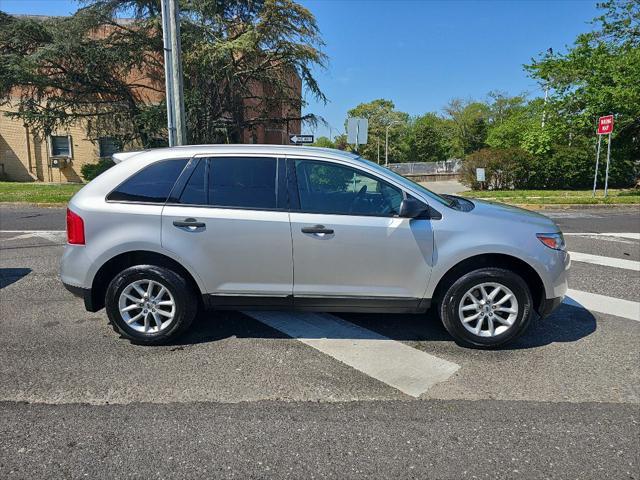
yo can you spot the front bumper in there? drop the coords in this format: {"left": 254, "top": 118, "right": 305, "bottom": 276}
{"left": 63, "top": 282, "right": 99, "bottom": 312}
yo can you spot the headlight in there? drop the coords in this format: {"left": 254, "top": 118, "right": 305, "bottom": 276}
{"left": 537, "top": 232, "right": 566, "bottom": 251}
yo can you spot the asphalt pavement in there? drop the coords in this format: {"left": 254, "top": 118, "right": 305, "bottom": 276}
{"left": 0, "top": 204, "right": 638, "bottom": 479}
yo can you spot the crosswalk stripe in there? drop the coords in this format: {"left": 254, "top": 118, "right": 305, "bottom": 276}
{"left": 569, "top": 251, "right": 640, "bottom": 271}
{"left": 564, "top": 232, "right": 640, "bottom": 241}
{"left": 243, "top": 310, "right": 460, "bottom": 398}
{"left": 565, "top": 289, "right": 640, "bottom": 322}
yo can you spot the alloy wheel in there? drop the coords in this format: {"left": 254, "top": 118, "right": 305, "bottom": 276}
{"left": 457, "top": 282, "right": 519, "bottom": 338}
{"left": 117, "top": 279, "right": 176, "bottom": 333}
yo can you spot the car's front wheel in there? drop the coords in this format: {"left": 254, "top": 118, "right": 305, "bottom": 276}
{"left": 105, "top": 265, "right": 197, "bottom": 345}
{"left": 439, "top": 267, "right": 534, "bottom": 348}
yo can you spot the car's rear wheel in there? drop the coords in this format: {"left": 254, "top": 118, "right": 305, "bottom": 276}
{"left": 439, "top": 267, "right": 533, "bottom": 348}
{"left": 105, "top": 265, "right": 197, "bottom": 345}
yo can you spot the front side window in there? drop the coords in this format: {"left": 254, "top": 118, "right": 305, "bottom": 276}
{"left": 107, "top": 159, "right": 188, "bottom": 203}
{"left": 208, "top": 157, "right": 278, "bottom": 209}
{"left": 294, "top": 160, "right": 403, "bottom": 216}
{"left": 50, "top": 136, "right": 71, "bottom": 157}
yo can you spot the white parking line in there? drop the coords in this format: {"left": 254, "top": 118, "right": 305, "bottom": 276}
{"left": 565, "top": 289, "right": 640, "bottom": 322}
{"left": 244, "top": 311, "right": 460, "bottom": 398}
{"left": 569, "top": 251, "right": 640, "bottom": 271}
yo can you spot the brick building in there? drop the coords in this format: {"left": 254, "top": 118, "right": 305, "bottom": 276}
{"left": 0, "top": 16, "right": 302, "bottom": 183}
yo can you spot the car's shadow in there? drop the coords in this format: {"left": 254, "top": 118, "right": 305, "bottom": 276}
{"left": 170, "top": 302, "right": 596, "bottom": 351}
{"left": 0, "top": 268, "right": 32, "bottom": 289}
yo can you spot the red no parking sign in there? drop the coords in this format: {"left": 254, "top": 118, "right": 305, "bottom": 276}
{"left": 597, "top": 115, "right": 614, "bottom": 135}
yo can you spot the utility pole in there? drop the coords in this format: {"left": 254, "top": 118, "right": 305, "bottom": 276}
{"left": 161, "top": 0, "right": 187, "bottom": 146}
{"left": 541, "top": 84, "right": 549, "bottom": 128}
{"left": 541, "top": 47, "right": 553, "bottom": 129}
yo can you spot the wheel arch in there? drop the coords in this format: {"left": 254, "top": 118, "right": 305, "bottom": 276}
{"left": 431, "top": 253, "right": 546, "bottom": 315}
{"left": 89, "top": 250, "right": 203, "bottom": 312}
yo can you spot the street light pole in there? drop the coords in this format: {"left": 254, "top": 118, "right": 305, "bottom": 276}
{"left": 385, "top": 121, "right": 400, "bottom": 167}
{"left": 160, "top": 0, "right": 176, "bottom": 146}
{"left": 161, "top": 0, "right": 187, "bottom": 146}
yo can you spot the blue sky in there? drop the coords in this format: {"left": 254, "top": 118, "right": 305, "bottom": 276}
{"left": 3, "top": 0, "right": 600, "bottom": 138}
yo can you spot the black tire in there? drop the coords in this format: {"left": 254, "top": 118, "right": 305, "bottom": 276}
{"left": 438, "top": 267, "right": 533, "bottom": 348}
{"left": 105, "top": 265, "right": 197, "bottom": 345}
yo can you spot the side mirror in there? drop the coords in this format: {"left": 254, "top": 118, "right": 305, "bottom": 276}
{"left": 399, "top": 197, "right": 430, "bottom": 219}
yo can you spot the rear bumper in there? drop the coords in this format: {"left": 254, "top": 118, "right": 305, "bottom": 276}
{"left": 538, "top": 295, "right": 564, "bottom": 318}
{"left": 63, "top": 282, "right": 100, "bottom": 312}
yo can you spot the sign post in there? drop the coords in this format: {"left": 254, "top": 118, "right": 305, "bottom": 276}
{"left": 476, "top": 167, "right": 486, "bottom": 190}
{"left": 592, "top": 135, "right": 602, "bottom": 197}
{"left": 593, "top": 115, "right": 614, "bottom": 197}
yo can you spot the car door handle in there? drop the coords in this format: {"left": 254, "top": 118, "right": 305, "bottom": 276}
{"left": 301, "top": 225, "right": 334, "bottom": 235}
{"left": 173, "top": 218, "right": 206, "bottom": 229}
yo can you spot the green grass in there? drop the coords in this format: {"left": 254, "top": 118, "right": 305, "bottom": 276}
{"left": 460, "top": 188, "right": 640, "bottom": 205}
{"left": 0, "top": 181, "right": 84, "bottom": 204}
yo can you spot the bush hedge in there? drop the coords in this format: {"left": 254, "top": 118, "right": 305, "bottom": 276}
{"left": 460, "top": 146, "right": 638, "bottom": 190}
{"left": 80, "top": 157, "right": 115, "bottom": 181}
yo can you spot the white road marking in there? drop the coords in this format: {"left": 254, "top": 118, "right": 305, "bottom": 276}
{"left": 569, "top": 251, "right": 640, "bottom": 271}
{"left": 565, "top": 289, "right": 640, "bottom": 322}
{"left": 244, "top": 311, "right": 460, "bottom": 398}
{"left": 564, "top": 232, "right": 640, "bottom": 241}
{"left": 545, "top": 212, "right": 601, "bottom": 219}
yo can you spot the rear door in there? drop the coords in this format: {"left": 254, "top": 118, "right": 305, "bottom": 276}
{"left": 161, "top": 155, "right": 293, "bottom": 305}
{"left": 288, "top": 157, "right": 434, "bottom": 310}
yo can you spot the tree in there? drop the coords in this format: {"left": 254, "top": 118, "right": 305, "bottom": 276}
{"left": 525, "top": 0, "right": 639, "bottom": 171}
{"left": 311, "top": 135, "right": 335, "bottom": 148}
{"left": 404, "top": 113, "right": 452, "bottom": 162}
{"left": 443, "top": 99, "right": 489, "bottom": 156}
{"left": 346, "top": 99, "right": 409, "bottom": 163}
{"left": 0, "top": 0, "right": 327, "bottom": 147}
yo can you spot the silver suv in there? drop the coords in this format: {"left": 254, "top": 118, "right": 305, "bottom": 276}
{"left": 61, "top": 145, "right": 569, "bottom": 347}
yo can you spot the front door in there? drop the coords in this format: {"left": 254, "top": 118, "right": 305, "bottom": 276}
{"left": 161, "top": 156, "right": 293, "bottom": 304}
{"left": 288, "top": 158, "right": 434, "bottom": 310}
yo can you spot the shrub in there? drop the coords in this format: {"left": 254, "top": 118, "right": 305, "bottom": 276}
{"left": 460, "top": 148, "right": 534, "bottom": 190}
{"left": 460, "top": 143, "right": 638, "bottom": 191}
{"left": 81, "top": 157, "right": 115, "bottom": 181}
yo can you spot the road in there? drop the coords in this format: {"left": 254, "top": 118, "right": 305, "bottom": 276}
{"left": 0, "top": 204, "right": 638, "bottom": 479}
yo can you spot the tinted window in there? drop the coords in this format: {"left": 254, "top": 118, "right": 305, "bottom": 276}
{"left": 107, "top": 159, "right": 188, "bottom": 203}
{"left": 295, "top": 160, "right": 403, "bottom": 216}
{"left": 178, "top": 159, "right": 207, "bottom": 205}
{"left": 209, "top": 157, "right": 277, "bottom": 209}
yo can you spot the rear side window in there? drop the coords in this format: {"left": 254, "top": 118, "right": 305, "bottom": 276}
{"left": 209, "top": 157, "right": 277, "bottom": 209}
{"left": 107, "top": 159, "right": 188, "bottom": 203}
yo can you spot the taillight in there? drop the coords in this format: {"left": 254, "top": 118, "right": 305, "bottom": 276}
{"left": 66, "top": 208, "right": 85, "bottom": 245}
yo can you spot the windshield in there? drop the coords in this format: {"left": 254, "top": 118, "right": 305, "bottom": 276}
{"left": 358, "top": 157, "right": 454, "bottom": 207}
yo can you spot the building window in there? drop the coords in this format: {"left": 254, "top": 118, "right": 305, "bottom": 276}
{"left": 50, "top": 135, "right": 71, "bottom": 157}
{"left": 99, "top": 137, "right": 121, "bottom": 158}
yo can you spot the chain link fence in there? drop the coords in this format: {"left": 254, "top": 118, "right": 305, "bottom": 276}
{"left": 387, "top": 160, "right": 462, "bottom": 175}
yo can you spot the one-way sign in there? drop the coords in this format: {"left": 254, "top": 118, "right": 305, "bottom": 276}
{"left": 289, "top": 134, "right": 314, "bottom": 144}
